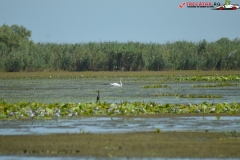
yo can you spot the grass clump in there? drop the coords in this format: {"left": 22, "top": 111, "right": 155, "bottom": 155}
{"left": 176, "top": 75, "right": 240, "bottom": 82}
{"left": 155, "top": 128, "right": 161, "bottom": 133}
{"left": 192, "top": 82, "right": 237, "bottom": 88}
{"left": 142, "top": 84, "right": 169, "bottom": 89}
{"left": 179, "top": 94, "right": 222, "bottom": 98}
{"left": 154, "top": 93, "right": 222, "bottom": 98}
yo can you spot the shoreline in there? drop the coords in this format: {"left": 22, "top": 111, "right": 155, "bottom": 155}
{"left": 1, "top": 70, "right": 240, "bottom": 79}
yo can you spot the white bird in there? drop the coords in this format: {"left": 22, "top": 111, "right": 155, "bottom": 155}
{"left": 110, "top": 78, "right": 122, "bottom": 87}
{"left": 68, "top": 110, "right": 72, "bottom": 117}
{"left": 228, "top": 50, "right": 237, "bottom": 58}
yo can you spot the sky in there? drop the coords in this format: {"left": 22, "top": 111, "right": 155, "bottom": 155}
{"left": 1, "top": 0, "right": 240, "bottom": 44}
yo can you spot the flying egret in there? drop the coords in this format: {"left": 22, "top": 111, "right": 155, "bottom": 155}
{"left": 110, "top": 78, "right": 122, "bottom": 87}
{"left": 228, "top": 50, "right": 237, "bottom": 58}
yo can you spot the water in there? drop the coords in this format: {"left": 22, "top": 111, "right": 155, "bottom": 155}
{"left": 1, "top": 116, "right": 239, "bottom": 135}
{"left": 0, "top": 77, "right": 240, "bottom": 104}
{"left": 1, "top": 77, "right": 239, "bottom": 159}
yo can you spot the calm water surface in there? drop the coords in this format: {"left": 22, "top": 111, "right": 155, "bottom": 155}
{"left": 1, "top": 116, "right": 240, "bottom": 135}
{"left": 0, "top": 77, "right": 240, "bottom": 104}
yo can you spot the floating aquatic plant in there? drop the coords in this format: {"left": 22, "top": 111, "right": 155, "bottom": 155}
{"left": 192, "top": 82, "right": 237, "bottom": 88}
{"left": 154, "top": 93, "right": 179, "bottom": 96}
{"left": 179, "top": 94, "right": 222, "bottom": 98}
{"left": 142, "top": 84, "right": 169, "bottom": 89}
{"left": 175, "top": 75, "right": 240, "bottom": 82}
{"left": 154, "top": 93, "right": 222, "bottom": 98}
{"left": 1, "top": 100, "right": 240, "bottom": 120}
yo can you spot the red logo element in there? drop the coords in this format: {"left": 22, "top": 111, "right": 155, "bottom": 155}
{"left": 179, "top": 2, "right": 186, "bottom": 8}
{"left": 179, "top": 1, "right": 239, "bottom": 10}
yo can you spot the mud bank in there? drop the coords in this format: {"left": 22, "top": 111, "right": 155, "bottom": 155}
{"left": 0, "top": 132, "right": 240, "bottom": 158}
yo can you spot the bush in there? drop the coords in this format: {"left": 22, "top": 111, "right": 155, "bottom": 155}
{"left": 4, "top": 54, "right": 23, "bottom": 72}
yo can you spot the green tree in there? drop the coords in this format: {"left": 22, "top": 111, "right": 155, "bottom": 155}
{"left": 0, "top": 24, "right": 33, "bottom": 53}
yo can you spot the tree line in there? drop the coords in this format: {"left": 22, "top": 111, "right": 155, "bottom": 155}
{"left": 0, "top": 24, "right": 239, "bottom": 72}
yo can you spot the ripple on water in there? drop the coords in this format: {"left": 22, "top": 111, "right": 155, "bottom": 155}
{"left": 0, "top": 116, "right": 240, "bottom": 135}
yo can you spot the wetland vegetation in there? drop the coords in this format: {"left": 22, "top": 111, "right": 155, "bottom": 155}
{"left": 1, "top": 100, "right": 240, "bottom": 120}
{"left": 192, "top": 82, "right": 237, "bottom": 88}
{"left": 1, "top": 24, "right": 240, "bottom": 72}
{"left": 142, "top": 84, "right": 169, "bottom": 88}
{"left": 1, "top": 72, "right": 240, "bottom": 120}
{"left": 153, "top": 93, "right": 222, "bottom": 98}
{"left": 2, "top": 71, "right": 240, "bottom": 159}
{"left": 1, "top": 24, "right": 240, "bottom": 158}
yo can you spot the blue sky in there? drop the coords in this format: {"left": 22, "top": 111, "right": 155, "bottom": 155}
{"left": 1, "top": 0, "right": 240, "bottom": 44}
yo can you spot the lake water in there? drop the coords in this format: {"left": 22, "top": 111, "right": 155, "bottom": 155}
{"left": 1, "top": 77, "right": 240, "bottom": 159}
{"left": 1, "top": 116, "right": 240, "bottom": 135}
{"left": 0, "top": 77, "right": 240, "bottom": 104}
